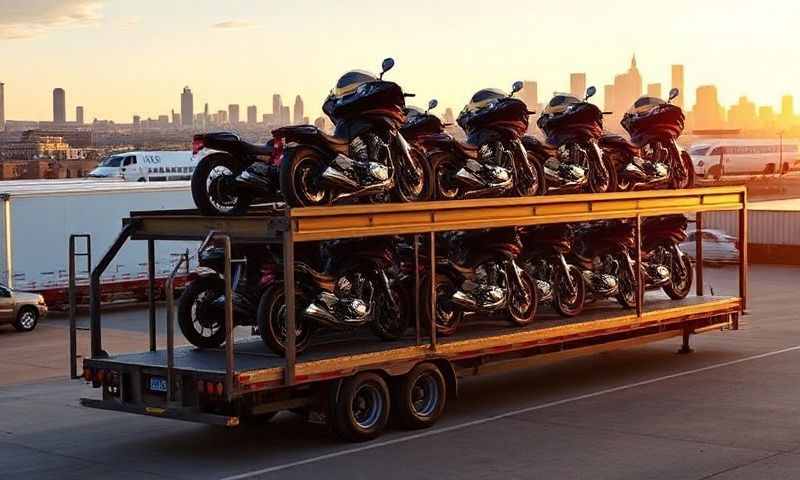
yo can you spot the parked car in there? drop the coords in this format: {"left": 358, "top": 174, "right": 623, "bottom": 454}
{"left": 679, "top": 229, "right": 739, "bottom": 265}
{"left": 0, "top": 284, "right": 48, "bottom": 332}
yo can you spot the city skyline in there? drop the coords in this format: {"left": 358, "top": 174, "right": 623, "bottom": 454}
{"left": 0, "top": 0, "right": 798, "bottom": 123}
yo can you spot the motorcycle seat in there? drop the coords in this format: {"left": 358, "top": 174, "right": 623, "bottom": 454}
{"left": 241, "top": 140, "right": 273, "bottom": 156}
{"left": 455, "top": 140, "right": 479, "bottom": 159}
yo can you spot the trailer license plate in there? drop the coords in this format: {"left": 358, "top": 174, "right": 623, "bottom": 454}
{"left": 149, "top": 377, "right": 167, "bottom": 393}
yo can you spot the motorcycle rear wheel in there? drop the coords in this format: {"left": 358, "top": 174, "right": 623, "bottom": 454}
{"left": 191, "top": 154, "right": 251, "bottom": 216}
{"left": 421, "top": 273, "right": 464, "bottom": 336}
{"left": 280, "top": 147, "right": 332, "bottom": 207}
{"left": 553, "top": 264, "right": 586, "bottom": 317}
{"left": 257, "top": 282, "right": 315, "bottom": 357}
{"left": 177, "top": 276, "right": 227, "bottom": 349}
{"left": 507, "top": 270, "right": 538, "bottom": 326}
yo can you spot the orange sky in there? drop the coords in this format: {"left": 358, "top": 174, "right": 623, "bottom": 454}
{"left": 1, "top": 0, "right": 798, "bottom": 123}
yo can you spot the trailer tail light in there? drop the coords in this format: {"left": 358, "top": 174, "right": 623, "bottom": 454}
{"left": 215, "top": 382, "right": 224, "bottom": 396}
{"left": 192, "top": 135, "right": 205, "bottom": 154}
{"left": 206, "top": 382, "right": 215, "bottom": 395}
{"left": 270, "top": 136, "right": 285, "bottom": 165}
{"left": 83, "top": 368, "right": 93, "bottom": 382}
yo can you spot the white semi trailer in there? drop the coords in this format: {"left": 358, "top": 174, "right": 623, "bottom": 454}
{"left": 0, "top": 179, "right": 197, "bottom": 307}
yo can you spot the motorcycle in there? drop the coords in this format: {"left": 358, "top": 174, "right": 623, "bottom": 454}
{"left": 425, "top": 82, "right": 543, "bottom": 200}
{"left": 423, "top": 228, "right": 538, "bottom": 335}
{"left": 571, "top": 220, "right": 638, "bottom": 308}
{"left": 273, "top": 58, "right": 433, "bottom": 207}
{"left": 601, "top": 88, "right": 695, "bottom": 191}
{"left": 533, "top": 86, "right": 617, "bottom": 194}
{"left": 257, "top": 236, "right": 410, "bottom": 356}
{"left": 641, "top": 215, "right": 694, "bottom": 299}
{"left": 190, "top": 132, "right": 280, "bottom": 215}
{"left": 400, "top": 99, "right": 449, "bottom": 152}
{"left": 519, "top": 224, "right": 586, "bottom": 317}
{"left": 177, "top": 244, "right": 281, "bottom": 348}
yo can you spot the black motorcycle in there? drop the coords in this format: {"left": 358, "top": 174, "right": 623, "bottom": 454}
{"left": 601, "top": 88, "right": 695, "bottom": 191}
{"left": 423, "top": 228, "right": 537, "bottom": 336}
{"left": 273, "top": 58, "right": 432, "bottom": 207}
{"left": 571, "top": 221, "right": 638, "bottom": 308}
{"left": 641, "top": 215, "right": 694, "bottom": 299}
{"left": 400, "top": 99, "right": 449, "bottom": 152}
{"left": 257, "top": 236, "right": 410, "bottom": 356}
{"left": 519, "top": 224, "right": 586, "bottom": 317}
{"left": 533, "top": 87, "right": 616, "bottom": 194}
{"left": 425, "top": 82, "right": 543, "bottom": 200}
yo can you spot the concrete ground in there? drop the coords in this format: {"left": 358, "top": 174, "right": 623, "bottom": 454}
{"left": 1, "top": 264, "right": 799, "bottom": 479}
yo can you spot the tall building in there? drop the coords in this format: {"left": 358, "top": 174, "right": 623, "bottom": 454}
{"left": 608, "top": 55, "right": 642, "bottom": 126}
{"left": 671, "top": 65, "right": 685, "bottom": 109}
{"left": 603, "top": 85, "right": 615, "bottom": 112}
{"left": 132, "top": 115, "right": 141, "bottom": 128}
{"left": 781, "top": 95, "right": 794, "bottom": 120}
{"left": 76, "top": 106, "right": 84, "bottom": 125}
{"left": 53, "top": 88, "right": 66, "bottom": 124}
{"left": 229, "top": 104, "right": 240, "bottom": 125}
{"left": 281, "top": 105, "right": 290, "bottom": 125}
{"left": 759, "top": 106, "right": 776, "bottom": 129}
{"left": 203, "top": 102, "right": 209, "bottom": 128}
{"left": 181, "top": 87, "right": 193, "bottom": 127}
{"left": 728, "top": 96, "right": 757, "bottom": 131}
{"left": 518, "top": 81, "right": 538, "bottom": 111}
{"left": 570, "top": 73, "right": 587, "bottom": 98}
{"left": 217, "top": 109, "right": 228, "bottom": 124}
{"left": 272, "top": 94, "right": 282, "bottom": 118}
{"left": 247, "top": 105, "right": 258, "bottom": 125}
{"left": 647, "top": 83, "right": 662, "bottom": 99}
{"left": 692, "top": 85, "right": 724, "bottom": 130}
{"left": 293, "top": 95, "right": 304, "bottom": 124}
{"left": 0, "top": 82, "right": 5, "bottom": 131}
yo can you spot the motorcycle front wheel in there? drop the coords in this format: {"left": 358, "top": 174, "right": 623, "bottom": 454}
{"left": 615, "top": 262, "right": 638, "bottom": 308}
{"left": 421, "top": 273, "right": 464, "bottom": 336}
{"left": 432, "top": 154, "right": 461, "bottom": 200}
{"left": 370, "top": 278, "right": 410, "bottom": 340}
{"left": 394, "top": 146, "right": 434, "bottom": 203}
{"left": 507, "top": 270, "right": 538, "bottom": 326}
{"left": 588, "top": 154, "right": 618, "bottom": 194}
{"left": 279, "top": 147, "right": 333, "bottom": 207}
{"left": 663, "top": 252, "right": 694, "bottom": 300}
{"left": 553, "top": 264, "right": 586, "bottom": 317}
{"left": 671, "top": 151, "right": 696, "bottom": 190}
{"left": 191, "top": 153, "right": 251, "bottom": 216}
{"left": 515, "top": 154, "right": 546, "bottom": 197}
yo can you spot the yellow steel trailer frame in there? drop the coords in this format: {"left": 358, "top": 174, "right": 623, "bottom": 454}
{"left": 84, "top": 186, "right": 747, "bottom": 404}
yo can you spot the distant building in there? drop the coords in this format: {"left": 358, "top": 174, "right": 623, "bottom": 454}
{"left": 647, "top": 83, "right": 662, "bottom": 99}
{"left": 570, "top": 73, "right": 586, "bottom": 98}
{"left": 611, "top": 55, "right": 642, "bottom": 115}
{"left": 158, "top": 115, "right": 169, "bottom": 127}
{"left": 171, "top": 109, "right": 181, "bottom": 126}
{"left": 759, "top": 106, "right": 776, "bottom": 130}
{"left": 229, "top": 104, "right": 240, "bottom": 125}
{"left": 272, "top": 94, "right": 282, "bottom": 118}
{"left": 133, "top": 115, "right": 141, "bottom": 128}
{"left": 262, "top": 113, "right": 274, "bottom": 125}
{"left": 247, "top": 105, "right": 257, "bottom": 125}
{"left": 76, "top": 106, "right": 84, "bottom": 125}
{"left": 217, "top": 110, "right": 228, "bottom": 124}
{"left": 519, "top": 81, "right": 538, "bottom": 111}
{"left": 281, "top": 105, "right": 290, "bottom": 126}
{"left": 53, "top": 88, "right": 66, "bottom": 124}
{"left": 603, "top": 85, "right": 614, "bottom": 112}
{"left": 0, "top": 82, "right": 5, "bottom": 131}
{"left": 26, "top": 128, "right": 93, "bottom": 148}
{"left": 181, "top": 87, "right": 194, "bottom": 127}
{"left": 692, "top": 85, "right": 724, "bottom": 130}
{"left": 314, "top": 116, "right": 328, "bottom": 132}
{"left": 203, "top": 102, "right": 209, "bottom": 128}
{"left": 0, "top": 131, "right": 84, "bottom": 161}
{"left": 781, "top": 95, "right": 794, "bottom": 121}
{"left": 671, "top": 65, "right": 685, "bottom": 109}
{"left": 293, "top": 95, "right": 304, "bottom": 124}
{"left": 728, "top": 96, "right": 758, "bottom": 131}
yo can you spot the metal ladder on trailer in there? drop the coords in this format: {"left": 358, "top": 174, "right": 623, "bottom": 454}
{"left": 68, "top": 234, "right": 91, "bottom": 379}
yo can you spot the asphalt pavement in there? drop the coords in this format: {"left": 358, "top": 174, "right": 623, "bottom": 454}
{"left": 1, "top": 264, "right": 800, "bottom": 480}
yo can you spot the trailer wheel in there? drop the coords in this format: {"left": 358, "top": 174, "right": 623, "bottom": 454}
{"left": 332, "top": 373, "right": 391, "bottom": 442}
{"left": 393, "top": 363, "right": 447, "bottom": 430}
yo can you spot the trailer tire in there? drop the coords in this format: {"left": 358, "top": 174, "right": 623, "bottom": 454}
{"left": 393, "top": 363, "right": 447, "bottom": 430}
{"left": 332, "top": 372, "right": 391, "bottom": 442}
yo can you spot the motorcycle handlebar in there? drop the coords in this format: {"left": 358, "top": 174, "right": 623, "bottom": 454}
{"left": 404, "top": 93, "right": 416, "bottom": 97}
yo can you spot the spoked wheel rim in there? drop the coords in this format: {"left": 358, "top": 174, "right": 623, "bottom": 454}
{"left": 292, "top": 155, "right": 330, "bottom": 205}
{"left": 435, "top": 160, "right": 460, "bottom": 200}
{"left": 433, "top": 280, "right": 462, "bottom": 335}
{"left": 670, "top": 255, "right": 692, "bottom": 297}
{"left": 410, "top": 374, "right": 440, "bottom": 418}
{"left": 190, "top": 290, "right": 222, "bottom": 339}
{"left": 18, "top": 311, "right": 36, "bottom": 329}
{"left": 617, "top": 267, "right": 637, "bottom": 307}
{"left": 352, "top": 383, "right": 384, "bottom": 429}
{"left": 589, "top": 164, "right": 611, "bottom": 193}
{"left": 555, "top": 265, "right": 585, "bottom": 316}
{"left": 270, "top": 300, "right": 311, "bottom": 352}
{"left": 397, "top": 148, "right": 429, "bottom": 201}
{"left": 508, "top": 271, "right": 537, "bottom": 325}
{"left": 206, "top": 165, "right": 240, "bottom": 213}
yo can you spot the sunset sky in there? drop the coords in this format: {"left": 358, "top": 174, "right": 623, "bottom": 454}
{"left": 1, "top": 0, "right": 799, "bottom": 123}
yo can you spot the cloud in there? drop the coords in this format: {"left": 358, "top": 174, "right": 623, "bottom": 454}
{"left": 0, "top": 0, "right": 104, "bottom": 39}
{"left": 211, "top": 20, "right": 257, "bottom": 30}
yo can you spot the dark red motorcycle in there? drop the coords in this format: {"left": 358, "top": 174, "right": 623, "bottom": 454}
{"left": 641, "top": 215, "right": 693, "bottom": 299}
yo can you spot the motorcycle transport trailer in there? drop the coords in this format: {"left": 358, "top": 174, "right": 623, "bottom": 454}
{"left": 74, "top": 185, "right": 747, "bottom": 441}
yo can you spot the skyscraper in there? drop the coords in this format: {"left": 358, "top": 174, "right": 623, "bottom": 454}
{"left": 229, "top": 104, "right": 240, "bottom": 125}
{"left": 781, "top": 95, "right": 794, "bottom": 120}
{"left": 281, "top": 106, "right": 290, "bottom": 125}
{"left": 203, "top": 102, "right": 209, "bottom": 128}
{"left": 692, "top": 85, "right": 724, "bottom": 130}
{"left": 609, "top": 55, "right": 642, "bottom": 124}
{"left": 0, "top": 82, "right": 5, "bottom": 131}
{"left": 570, "top": 73, "right": 587, "bottom": 98}
{"left": 181, "top": 87, "right": 194, "bottom": 127}
{"left": 53, "top": 88, "right": 66, "bottom": 124}
{"left": 76, "top": 106, "right": 84, "bottom": 125}
{"left": 294, "top": 95, "right": 304, "bottom": 124}
{"left": 647, "top": 83, "right": 662, "bottom": 99}
{"left": 247, "top": 105, "right": 258, "bottom": 125}
{"left": 272, "top": 94, "right": 282, "bottom": 117}
{"left": 603, "top": 85, "right": 615, "bottom": 112}
{"left": 671, "top": 65, "right": 684, "bottom": 109}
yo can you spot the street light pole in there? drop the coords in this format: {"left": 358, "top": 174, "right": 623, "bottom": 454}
{"left": 778, "top": 131, "right": 784, "bottom": 176}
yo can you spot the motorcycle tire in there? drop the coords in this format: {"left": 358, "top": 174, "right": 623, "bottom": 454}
{"left": 257, "top": 282, "right": 314, "bottom": 357}
{"left": 394, "top": 146, "right": 434, "bottom": 203}
{"left": 516, "top": 154, "right": 547, "bottom": 197}
{"left": 431, "top": 154, "right": 461, "bottom": 201}
{"left": 279, "top": 147, "right": 332, "bottom": 207}
{"left": 553, "top": 264, "right": 586, "bottom": 317}
{"left": 177, "top": 276, "right": 227, "bottom": 349}
{"left": 588, "top": 147, "right": 618, "bottom": 194}
{"left": 507, "top": 270, "right": 538, "bottom": 326}
{"left": 421, "top": 272, "right": 464, "bottom": 336}
{"left": 671, "top": 151, "right": 696, "bottom": 190}
{"left": 191, "top": 153, "right": 251, "bottom": 216}
{"left": 615, "top": 263, "right": 638, "bottom": 309}
{"left": 370, "top": 279, "right": 410, "bottom": 340}
{"left": 663, "top": 253, "right": 694, "bottom": 300}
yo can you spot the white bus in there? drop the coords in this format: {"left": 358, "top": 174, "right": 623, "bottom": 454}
{"left": 688, "top": 139, "right": 800, "bottom": 179}
{"left": 89, "top": 151, "right": 194, "bottom": 182}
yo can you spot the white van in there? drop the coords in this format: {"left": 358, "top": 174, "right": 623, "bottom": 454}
{"left": 89, "top": 151, "right": 194, "bottom": 182}
{"left": 689, "top": 139, "right": 800, "bottom": 179}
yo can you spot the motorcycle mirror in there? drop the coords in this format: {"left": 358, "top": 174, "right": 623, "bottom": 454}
{"left": 380, "top": 58, "right": 395, "bottom": 79}
{"left": 668, "top": 87, "right": 680, "bottom": 103}
{"left": 426, "top": 99, "right": 438, "bottom": 113}
{"left": 585, "top": 86, "right": 597, "bottom": 101}
{"left": 510, "top": 81, "right": 524, "bottom": 96}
